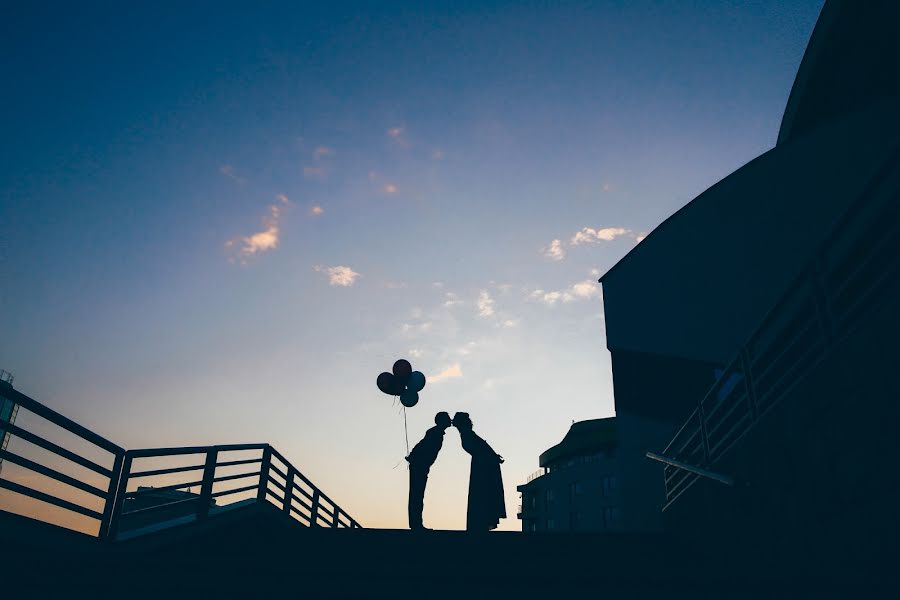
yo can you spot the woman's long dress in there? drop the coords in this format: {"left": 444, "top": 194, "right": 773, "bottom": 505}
{"left": 460, "top": 430, "right": 506, "bottom": 531}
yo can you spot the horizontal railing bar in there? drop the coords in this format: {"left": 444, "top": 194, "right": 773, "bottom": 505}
{"left": 126, "top": 443, "right": 268, "bottom": 458}
{"left": 211, "top": 483, "right": 258, "bottom": 499}
{"left": 125, "top": 479, "right": 204, "bottom": 498}
{"left": 0, "top": 478, "right": 104, "bottom": 520}
{"left": 749, "top": 319, "right": 821, "bottom": 384}
{"left": 1, "top": 422, "right": 113, "bottom": 478}
{"left": 705, "top": 394, "right": 750, "bottom": 439}
{"left": 708, "top": 413, "right": 752, "bottom": 460}
{"left": 216, "top": 457, "right": 262, "bottom": 469}
{"left": 267, "top": 476, "right": 287, "bottom": 494}
{"left": 267, "top": 447, "right": 341, "bottom": 507}
{"left": 269, "top": 463, "right": 287, "bottom": 481}
{"left": 292, "top": 495, "right": 313, "bottom": 514}
{"left": 129, "top": 463, "right": 204, "bottom": 479}
{"left": 289, "top": 504, "right": 312, "bottom": 523}
{"left": 0, "top": 448, "right": 108, "bottom": 498}
{"left": 266, "top": 489, "right": 286, "bottom": 506}
{"left": 662, "top": 476, "right": 701, "bottom": 512}
{"left": 646, "top": 451, "right": 733, "bottom": 486}
{"left": 663, "top": 407, "right": 701, "bottom": 454}
{"left": 2, "top": 387, "right": 124, "bottom": 455}
{"left": 122, "top": 496, "right": 199, "bottom": 517}
{"left": 212, "top": 471, "right": 259, "bottom": 484}
{"left": 291, "top": 482, "right": 314, "bottom": 503}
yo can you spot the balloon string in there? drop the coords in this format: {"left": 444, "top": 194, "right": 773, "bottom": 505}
{"left": 403, "top": 405, "right": 410, "bottom": 456}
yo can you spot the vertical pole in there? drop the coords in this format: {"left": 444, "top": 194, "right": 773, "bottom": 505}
{"left": 99, "top": 451, "right": 125, "bottom": 541}
{"left": 740, "top": 349, "right": 759, "bottom": 423}
{"left": 197, "top": 449, "right": 218, "bottom": 521}
{"left": 257, "top": 445, "right": 272, "bottom": 503}
{"left": 309, "top": 490, "right": 320, "bottom": 527}
{"left": 283, "top": 467, "right": 294, "bottom": 515}
{"left": 698, "top": 403, "right": 711, "bottom": 467}
{"left": 107, "top": 453, "right": 132, "bottom": 541}
{"left": 332, "top": 507, "right": 340, "bottom": 528}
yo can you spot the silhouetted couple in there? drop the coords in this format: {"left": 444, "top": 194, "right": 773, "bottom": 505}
{"left": 405, "top": 411, "right": 506, "bottom": 532}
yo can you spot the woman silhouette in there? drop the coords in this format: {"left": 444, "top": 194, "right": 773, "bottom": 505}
{"left": 452, "top": 412, "right": 506, "bottom": 531}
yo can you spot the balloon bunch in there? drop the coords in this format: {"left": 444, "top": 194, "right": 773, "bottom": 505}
{"left": 377, "top": 359, "right": 427, "bottom": 407}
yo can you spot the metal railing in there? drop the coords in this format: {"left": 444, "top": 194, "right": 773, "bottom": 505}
{"left": 654, "top": 149, "right": 900, "bottom": 511}
{"left": 0, "top": 381, "right": 125, "bottom": 539}
{"left": 526, "top": 468, "right": 548, "bottom": 483}
{"left": 0, "top": 383, "right": 361, "bottom": 539}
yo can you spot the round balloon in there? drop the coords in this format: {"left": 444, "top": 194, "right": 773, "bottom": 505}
{"left": 407, "top": 371, "right": 426, "bottom": 392}
{"left": 399, "top": 389, "right": 419, "bottom": 408}
{"left": 377, "top": 372, "right": 403, "bottom": 396}
{"left": 392, "top": 359, "right": 412, "bottom": 382}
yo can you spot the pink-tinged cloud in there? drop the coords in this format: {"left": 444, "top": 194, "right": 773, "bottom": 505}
{"left": 570, "top": 226, "right": 631, "bottom": 245}
{"left": 310, "top": 205, "right": 325, "bottom": 216}
{"left": 314, "top": 265, "right": 360, "bottom": 287}
{"left": 431, "top": 364, "right": 462, "bottom": 383}
{"left": 383, "top": 183, "right": 398, "bottom": 194}
{"left": 226, "top": 196, "right": 290, "bottom": 263}
{"left": 542, "top": 239, "right": 566, "bottom": 261}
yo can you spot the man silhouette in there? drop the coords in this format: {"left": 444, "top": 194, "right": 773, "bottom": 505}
{"left": 406, "top": 411, "right": 452, "bottom": 531}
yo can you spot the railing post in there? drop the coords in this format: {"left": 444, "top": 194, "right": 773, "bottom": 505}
{"left": 332, "top": 507, "right": 340, "bottom": 528}
{"left": 283, "top": 466, "right": 294, "bottom": 515}
{"left": 257, "top": 445, "right": 272, "bottom": 503}
{"left": 740, "top": 349, "right": 759, "bottom": 423}
{"left": 98, "top": 450, "right": 125, "bottom": 541}
{"left": 106, "top": 452, "right": 132, "bottom": 541}
{"left": 309, "top": 490, "right": 320, "bottom": 527}
{"left": 698, "top": 403, "right": 711, "bottom": 466}
{"left": 197, "top": 448, "right": 218, "bottom": 521}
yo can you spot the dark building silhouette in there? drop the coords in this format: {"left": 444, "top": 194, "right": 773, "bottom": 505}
{"left": 599, "top": 0, "right": 900, "bottom": 580}
{"left": 517, "top": 417, "right": 668, "bottom": 533}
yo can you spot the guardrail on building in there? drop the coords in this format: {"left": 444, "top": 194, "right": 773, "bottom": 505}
{"left": 0, "top": 381, "right": 361, "bottom": 539}
{"left": 652, "top": 151, "right": 900, "bottom": 510}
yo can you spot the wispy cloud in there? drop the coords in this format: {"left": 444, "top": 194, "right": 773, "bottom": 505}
{"left": 542, "top": 239, "right": 566, "bottom": 261}
{"left": 383, "top": 183, "right": 398, "bottom": 194}
{"left": 444, "top": 292, "right": 462, "bottom": 307}
{"left": 431, "top": 363, "right": 462, "bottom": 383}
{"left": 387, "top": 126, "right": 404, "bottom": 139}
{"left": 477, "top": 290, "right": 495, "bottom": 317}
{"left": 570, "top": 227, "right": 631, "bottom": 245}
{"left": 309, "top": 205, "right": 325, "bottom": 216}
{"left": 225, "top": 194, "right": 289, "bottom": 264}
{"left": 219, "top": 164, "right": 246, "bottom": 184}
{"left": 314, "top": 265, "right": 360, "bottom": 287}
{"left": 432, "top": 149, "right": 445, "bottom": 160}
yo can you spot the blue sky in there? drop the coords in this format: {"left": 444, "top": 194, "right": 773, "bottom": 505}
{"left": 0, "top": 1, "right": 823, "bottom": 530}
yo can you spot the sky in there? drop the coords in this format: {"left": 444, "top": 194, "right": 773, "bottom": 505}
{"left": 0, "top": 0, "right": 824, "bottom": 531}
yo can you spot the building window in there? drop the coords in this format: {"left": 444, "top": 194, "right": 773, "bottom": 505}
{"left": 601, "top": 475, "right": 617, "bottom": 497}
{"left": 600, "top": 507, "right": 620, "bottom": 530}
{"left": 530, "top": 495, "right": 536, "bottom": 510}
{"left": 545, "top": 488, "right": 554, "bottom": 508}
{"left": 547, "top": 518, "right": 555, "bottom": 531}
{"left": 569, "top": 512, "right": 583, "bottom": 531}
{"left": 569, "top": 481, "right": 583, "bottom": 502}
